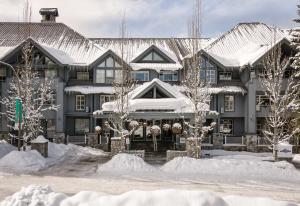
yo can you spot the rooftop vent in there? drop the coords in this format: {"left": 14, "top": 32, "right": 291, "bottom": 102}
{"left": 39, "top": 8, "right": 59, "bottom": 23}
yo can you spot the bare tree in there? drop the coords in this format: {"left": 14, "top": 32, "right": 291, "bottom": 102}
{"left": 0, "top": 42, "right": 59, "bottom": 149}
{"left": 180, "top": 0, "right": 215, "bottom": 158}
{"left": 100, "top": 12, "right": 137, "bottom": 149}
{"left": 259, "top": 41, "right": 300, "bottom": 161}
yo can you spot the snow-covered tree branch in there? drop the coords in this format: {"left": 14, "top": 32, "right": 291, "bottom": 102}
{"left": 0, "top": 41, "right": 59, "bottom": 146}
{"left": 259, "top": 41, "right": 300, "bottom": 160}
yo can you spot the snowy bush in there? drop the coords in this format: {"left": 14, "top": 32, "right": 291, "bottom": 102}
{"left": 172, "top": 123, "right": 182, "bottom": 134}
{"left": 150, "top": 125, "right": 161, "bottom": 136}
{"left": 162, "top": 124, "right": 171, "bottom": 131}
{"left": 95, "top": 126, "right": 102, "bottom": 133}
{"left": 129, "top": 120, "right": 139, "bottom": 131}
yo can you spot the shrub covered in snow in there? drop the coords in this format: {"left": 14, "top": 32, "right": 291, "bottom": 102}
{"left": 150, "top": 125, "right": 161, "bottom": 136}
{"left": 162, "top": 124, "right": 171, "bottom": 131}
{"left": 129, "top": 120, "right": 139, "bottom": 130}
{"left": 172, "top": 123, "right": 182, "bottom": 134}
{"left": 1, "top": 185, "right": 298, "bottom": 206}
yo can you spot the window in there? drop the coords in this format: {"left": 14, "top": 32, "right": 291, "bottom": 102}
{"left": 0, "top": 68, "right": 6, "bottom": 81}
{"left": 224, "top": 95, "right": 234, "bottom": 112}
{"left": 206, "top": 70, "right": 216, "bottom": 83}
{"left": 45, "top": 69, "right": 57, "bottom": 79}
{"left": 76, "top": 95, "right": 85, "bottom": 111}
{"left": 141, "top": 51, "right": 165, "bottom": 62}
{"left": 256, "top": 95, "right": 270, "bottom": 111}
{"left": 105, "top": 69, "right": 114, "bottom": 83}
{"left": 220, "top": 119, "right": 233, "bottom": 135}
{"left": 96, "top": 70, "right": 105, "bottom": 83}
{"left": 132, "top": 71, "right": 149, "bottom": 81}
{"left": 77, "top": 72, "right": 89, "bottom": 80}
{"left": 75, "top": 119, "right": 89, "bottom": 135}
{"left": 114, "top": 70, "right": 122, "bottom": 83}
{"left": 100, "top": 95, "right": 114, "bottom": 108}
{"left": 97, "top": 56, "right": 121, "bottom": 68}
{"left": 219, "top": 72, "right": 232, "bottom": 80}
{"left": 159, "top": 71, "right": 178, "bottom": 81}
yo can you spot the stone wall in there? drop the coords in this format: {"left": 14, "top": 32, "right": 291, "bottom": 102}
{"left": 186, "top": 137, "right": 200, "bottom": 158}
{"left": 31, "top": 142, "right": 48, "bottom": 158}
{"left": 53, "top": 133, "right": 65, "bottom": 144}
{"left": 87, "top": 133, "right": 98, "bottom": 147}
{"left": 111, "top": 137, "right": 125, "bottom": 155}
{"left": 166, "top": 150, "right": 187, "bottom": 161}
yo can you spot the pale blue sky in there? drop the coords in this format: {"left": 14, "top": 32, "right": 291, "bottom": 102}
{"left": 0, "top": 0, "right": 298, "bottom": 38}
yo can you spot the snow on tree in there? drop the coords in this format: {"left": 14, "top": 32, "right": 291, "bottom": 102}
{"left": 100, "top": 13, "right": 136, "bottom": 148}
{"left": 291, "top": 3, "right": 300, "bottom": 153}
{"left": 0, "top": 41, "right": 59, "bottom": 149}
{"left": 173, "top": 0, "right": 215, "bottom": 158}
{"left": 259, "top": 40, "right": 300, "bottom": 161}
{"left": 150, "top": 125, "right": 161, "bottom": 152}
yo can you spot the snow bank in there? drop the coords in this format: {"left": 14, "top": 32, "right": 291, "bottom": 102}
{"left": 161, "top": 157, "right": 300, "bottom": 182}
{"left": 98, "top": 154, "right": 155, "bottom": 173}
{"left": 1, "top": 185, "right": 297, "bottom": 206}
{"left": 0, "top": 185, "right": 66, "bottom": 206}
{"left": 31, "top": 135, "right": 49, "bottom": 143}
{"left": 0, "top": 140, "right": 16, "bottom": 158}
{"left": 0, "top": 141, "right": 106, "bottom": 173}
{"left": 0, "top": 150, "right": 46, "bottom": 172}
{"left": 292, "top": 154, "right": 300, "bottom": 164}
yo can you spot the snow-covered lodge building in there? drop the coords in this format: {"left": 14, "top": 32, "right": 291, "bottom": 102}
{"left": 0, "top": 8, "right": 297, "bottom": 151}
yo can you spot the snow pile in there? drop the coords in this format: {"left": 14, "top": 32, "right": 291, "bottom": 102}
{"left": 1, "top": 185, "right": 298, "bottom": 206}
{"left": 0, "top": 140, "right": 106, "bottom": 173}
{"left": 0, "top": 150, "right": 46, "bottom": 172}
{"left": 0, "top": 185, "right": 66, "bottom": 206}
{"left": 0, "top": 140, "right": 16, "bottom": 158}
{"left": 161, "top": 157, "right": 300, "bottom": 182}
{"left": 292, "top": 154, "right": 300, "bottom": 164}
{"left": 31, "top": 135, "right": 49, "bottom": 143}
{"left": 98, "top": 153, "right": 155, "bottom": 173}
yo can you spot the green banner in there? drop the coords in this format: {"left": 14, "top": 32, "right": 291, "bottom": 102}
{"left": 15, "top": 98, "right": 22, "bottom": 129}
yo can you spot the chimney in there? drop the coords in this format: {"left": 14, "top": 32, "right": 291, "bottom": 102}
{"left": 39, "top": 8, "right": 59, "bottom": 23}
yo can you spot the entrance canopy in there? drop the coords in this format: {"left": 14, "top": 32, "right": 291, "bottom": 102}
{"left": 93, "top": 78, "right": 213, "bottom": 116}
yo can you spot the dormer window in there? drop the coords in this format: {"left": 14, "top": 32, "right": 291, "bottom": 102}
{"left": 140, "top": 51, "right": 165, "bottom": 63}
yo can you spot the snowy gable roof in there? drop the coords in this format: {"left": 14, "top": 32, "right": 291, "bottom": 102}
{"left": 205, "top": 22, "right": 289, "bottom": 68}
{"left": 0, "top": 22, "right": 107, "bottom": 66}
{"left": 91, "top": 38, "right": 211, "bottom": 63}
{"left": 95, "top": 78, "right": 210, "bottom": 114}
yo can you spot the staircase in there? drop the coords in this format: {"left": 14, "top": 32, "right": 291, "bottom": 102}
{"left": 144, "top": 151, "right": 166, "bottom": 165}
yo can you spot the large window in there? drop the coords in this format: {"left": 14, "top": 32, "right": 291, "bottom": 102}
{"left": 220, "top": 119, "right": 233, "bottom": 135}
{"left": 0, "top": 68, "right": 6, "bottom": 81}
{"left": 75, "top": 95, "right": 85, "bottom": 111}
{"left": 132, "top": 71, "right": 149, "bottom": 81}
{"left": 77, "top": 72, "right": 89, "bottom": 80}
{"left": 45, "top": 69, "right": 57, "bottom": 79}
{"left": 96, "top": 70, "right": 105, "bottom": 83}
{"left": 224, "top": 95, "right": 234, "bottom": 112}
{"left": 256, "top": 95, "right": 270, "bottom": 111}
{"left": 159, "top": 71, "right": 178, "bottom": 81}
{"left": 75, "top": 119, "right": 89, "bottom": 135}
{"left": 100, "top": 95, "right": 114, "bottom": 109}
{"left": 140, "top": 51, "right": 165, "bottom": 62}
{"left": 206, "top": 70, "right": 216, "bottom": 83}
{"left": 219, "top": 72, "right": 232, "bottom": 80}
{"left": 97, "top": 56, "right": 121, "bottom": 68}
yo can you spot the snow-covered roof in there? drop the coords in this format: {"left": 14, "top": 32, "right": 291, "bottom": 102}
{"left": 175, "top": 85, "right": 247, "bottom": 95}
{"left": 94, "top": 78, "right": 211, "bottom": 115}
{"left": 130, "top": 63, "right": 182, "bottom": 72}
{"left": 205, "top": 23, "right": 289, "bottom": 68}
{"left": 0, "top": 22, "right": 107, "bottom": 67}
{"left": 91, "top": 38, "right": 212, "bottom": 63}
{"left": 64, "top": 86, "right": 114, "bottom": 95}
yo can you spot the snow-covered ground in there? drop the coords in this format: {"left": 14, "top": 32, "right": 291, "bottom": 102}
{"left": 1, "top": 140, "right": 300, "bottom": 204}
{"left": 0, "top": 137, "right": 107, "bottom": 173}
{"left": 0, "top": 185, "right": 298, "bottom": 206}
